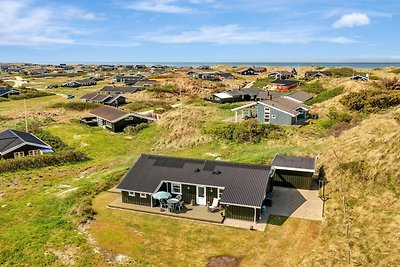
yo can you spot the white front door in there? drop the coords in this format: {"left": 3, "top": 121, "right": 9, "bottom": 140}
{"left": 196, "top": 186, "right": 206, "bottom": 205}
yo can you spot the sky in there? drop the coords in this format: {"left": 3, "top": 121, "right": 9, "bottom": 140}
{"left": 0, "top": 0, "right": 399, "bottom": 63}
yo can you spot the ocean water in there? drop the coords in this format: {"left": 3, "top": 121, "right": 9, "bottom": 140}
{"left": 86, "top": 62, "right": 400, "bottom": 69}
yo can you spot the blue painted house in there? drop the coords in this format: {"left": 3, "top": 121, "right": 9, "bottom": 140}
{"left": 232, "top": 90, "right": 313, "bottom": 126}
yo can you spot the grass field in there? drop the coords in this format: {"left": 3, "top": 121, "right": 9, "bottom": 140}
{"left": 0, "top": 67, "right": 399, "bottom": 266}
{"left": 91, "top": 192, "right": 320, "bottom": 266}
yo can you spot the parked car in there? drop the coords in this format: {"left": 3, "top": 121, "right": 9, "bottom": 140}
{"left": 67, "top": 94, "right": 75, "bottom": 99}
{"left": 47, "top": 85, "right": 58, "bottom": 89}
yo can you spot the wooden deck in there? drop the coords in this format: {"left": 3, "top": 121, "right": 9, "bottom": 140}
{"left": 108, "top": 196, "right": 225, "bottom": 223}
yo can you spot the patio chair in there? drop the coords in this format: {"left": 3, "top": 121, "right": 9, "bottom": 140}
{"left": 176, "top": 201, "right": 184, "bottom": 211}
{"left": 208, "top": 198, "right": 219, "bottom": 212}
{"left": 160, "top": 199, "right": 168, "bottom": 210}
{"left": 175, "top": 194, "right": 182, "bottom": 201}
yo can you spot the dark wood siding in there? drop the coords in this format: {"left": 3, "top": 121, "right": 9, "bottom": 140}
{"left": 2, "top": 144, "right": 47, "bottom": 159}
{"left": 224, "top": 205, "right": 257, "bottom": 221}
{"left": 181, "top": 184, "right": 196, "bottom": 204}
{"left": 112, "top": 116, "right": 149, "bottom": 132}
{"left": 206, "top": 187, "right": 218, "bottom": 204}
{"left": 121, "top": 191, "right": 152, "bottom": 206}
{"left": 273, "top": 170, "right": 313, "bottom": 189}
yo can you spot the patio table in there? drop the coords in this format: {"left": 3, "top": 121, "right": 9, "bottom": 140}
{"left": 167, "top": 198, "right": 179, "bottom": 212}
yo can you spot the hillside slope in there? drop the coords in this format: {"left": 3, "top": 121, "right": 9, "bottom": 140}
{"left": 303, "top": 107, "right": 400, "bottom": 266}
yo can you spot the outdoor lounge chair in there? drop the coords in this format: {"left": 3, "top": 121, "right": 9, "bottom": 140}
{"left": 208, "top": 198, "right": 219, "bottom": 212}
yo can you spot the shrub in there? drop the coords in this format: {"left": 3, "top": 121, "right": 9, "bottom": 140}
{"left": 48, "top": 102, "right": 100, "bottom": 111}
{"left": 0, "top": 115, "right": 9, "bottom": 122}
{"left": 298, "top": 80, "right": 325, "bottom": 94}
{"left": 0, "top": 150, "right": 89, "bottom": 173}
{"left": 341, "top": 90, "right": 400, "bottom": 113}
{"left": 123, "top": 123, "right": 149, "bottom": 134}
{"left": 306, "top": 86, "right": 344, "bottom": 105}
{"left": 9, "top": 87, "right": 54, "bottom": 100}
{"left": 145, "top": 84, "right": 177, "bottom": 93}
{"left": 125, "top": 100, "right": 172, "bottom": 113}
{"left": 375, "top": 77, "right": 400, "bottom": 90}
{"left": 252, "top": 77, "right": 274, "bottom": 88}
{"left": 389, "top": 68, "right": 400, "bottom": 75}
{"left": 326, "top": 67, "right": 364, "bottom": 77}
{"left": 0, "top": 97, "right": 9, "bottom": 103}
{"left": 205, "top": 120, "right": 284, "bottom": 143}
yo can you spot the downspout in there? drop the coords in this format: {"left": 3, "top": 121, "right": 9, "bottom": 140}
{"left": 254, "top": 207, "right": 257, "bottom": 224}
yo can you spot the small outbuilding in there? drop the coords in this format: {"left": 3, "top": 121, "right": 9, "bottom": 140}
{"left": 271, "top": 155, "right": 316, "bottom": 189}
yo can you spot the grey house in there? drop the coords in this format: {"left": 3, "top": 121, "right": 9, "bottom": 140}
{"left": 0, "top": 129, "right": 53, "bottom": 160}
{"left": 79, "top": 93, "right": 126, "bottom": 106}
{"left": 85, "top": 106, "right": 156, "bottom": 132}
{"left": 232, "top": 91, "right": 312, "bottom": 125}
{"left": 0, "top": 88, "right": 20, "bottom": 98}
{"left": 116, "top": 154, "right": 274, "bottom": 222}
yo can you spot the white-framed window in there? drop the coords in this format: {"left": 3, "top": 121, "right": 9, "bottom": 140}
{"left": 128, "top": 191, "right": 135, "bottom": 196}
{"left": 271, "top": 114, "right": 276, "bottom": 119}
{"left": 171, "top": 183, "right": 181, "bottom": 194}
{"left": 140, "top": 193, "right": 147, "bottom": 198}
{"left": 105, "top": 121, "right": 112, "bottom": 128}
{"left": 28, "top": 150, "right": 39, "bottom": 156}
{"left": 14, "top": 151, "right": 25, "bottom": 158}
{"left": 218, "top": 188, "right": 224, "bottom": 199}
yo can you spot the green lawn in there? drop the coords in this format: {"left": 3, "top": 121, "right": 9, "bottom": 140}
{"left": 91, "top": 192, "right": 320, "bottom": 266}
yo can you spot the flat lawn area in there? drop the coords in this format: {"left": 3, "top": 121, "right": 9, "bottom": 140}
{"left": 91, "top": 192, "right": 321, "bottom": 267}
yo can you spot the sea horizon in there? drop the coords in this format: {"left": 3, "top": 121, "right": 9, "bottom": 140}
{"left": 4, "top": 61, "right": 400, "bottom": 69}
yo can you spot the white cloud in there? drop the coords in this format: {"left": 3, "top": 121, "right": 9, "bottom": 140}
{"left": 62, "top": 6, "right": 102, "bottom": 21}
{"left": 333, "top": 13, "right": 370, "bottom": 28}
{"left": 127, "top": 0, "right": 191, "bottom": 14}
{"left": 137, "top": 24, "right": 355, "bottom": 45}
{"left": 0, "top": 0, "right": 117, "bottom": 47}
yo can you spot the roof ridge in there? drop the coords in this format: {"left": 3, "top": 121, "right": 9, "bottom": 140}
{"left": 9, "top": 129, "right": 25, "bottom": 143}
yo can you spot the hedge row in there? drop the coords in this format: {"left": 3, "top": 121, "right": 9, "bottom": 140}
{"left": 9, "top": 87, "right": 54, "bottom": 100}
{"left": 123, "top": 123, "right": 149, "bottom": 134}
{"left": 0, "top": 150, "right": 89, "bottom": 173}
{"left": 49, "top": 102, "right": 100, "bottom": 111}
{"left": 205, "top": 119, "right": 284, "bottom": 143}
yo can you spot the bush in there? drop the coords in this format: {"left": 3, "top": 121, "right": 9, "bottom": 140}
{"left": 145, "top": 84, "right": 177, "bottom": 93}
{"left": 123, "top": 123, "right": 149, "bottom": 134}
{"left": 9, "top": 87, "right": 54, "bottom": 100}
{"left": 125, "top": 100, "right": 172, "bottom": 113}
{"left": 315, "top": 108, "right": 352, "bottom": 130}
{"left": 389, "top": 69, "right": 400, "bottom": 75}
{"left": 375, "top": 77, "right": 400, "bottom": 90}
{"left": 252, "top": 77, "right": 274, "bottom": 88}
{"left": 298, "top": 80, "right": 325, "bottom": 94}
{"left": 341, "top": 90, "right": 400, "bottom": 113}
{"left": 48, "top": 102, "right": 100, "bottom": 111}
{"left": 205, "top": 120, "right": 284, "bottom": 143}
{"left": 0, "top": 97, "right": 9, "bottom": 103}
{"left": 0, "top": 115, "right": 9, "bottom": 122}
{"left": 306, "top": 86, "right": 344, "bottom": 105}
{"left": 326, "top": 67, "right": 364, "bottom": 77}
{"left": 0, "top": 150, "right": 89, "bottom": 173}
